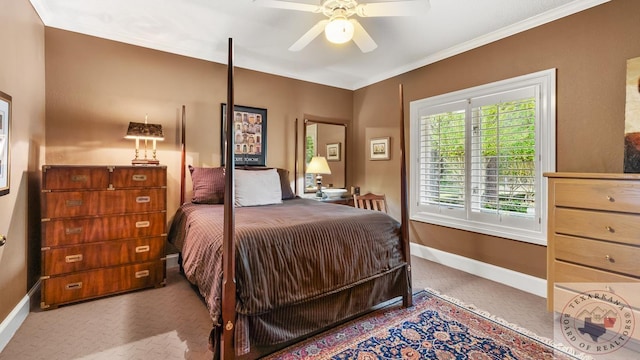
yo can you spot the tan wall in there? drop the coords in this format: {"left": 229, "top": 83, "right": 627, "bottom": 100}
{"left": 0, "top": 0, "right": 46, "bottom": 321}
{"left": 44, "top": 29, "right": 354, "bottom": 219}
{"left": 2, "top": 1, "right": 634, "bottom": 329}
{"left": 353, "top": 0, "right": 640, "bottom": 279}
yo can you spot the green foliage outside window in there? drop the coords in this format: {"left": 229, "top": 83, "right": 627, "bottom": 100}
{"left": 426, "top": 98, "right": 535, "bottom": 214}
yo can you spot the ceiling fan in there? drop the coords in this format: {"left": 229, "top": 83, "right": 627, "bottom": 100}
{"left": 256, "top": 0, "right": 430, "bottom": 53}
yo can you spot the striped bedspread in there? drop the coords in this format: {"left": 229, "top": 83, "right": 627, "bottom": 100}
{"left": 168, "top": 198, "right": 405, "bottom": 325}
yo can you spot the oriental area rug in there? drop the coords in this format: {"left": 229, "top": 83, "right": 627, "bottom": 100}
{"left": 265, "top": 289, "right": 589, "bottom": 360}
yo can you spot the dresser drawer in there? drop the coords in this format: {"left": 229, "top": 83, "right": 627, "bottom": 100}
{"left": 42, "top": 236, "right": 165, "bottom": 276}
{"left": 42, "top": 166, "right": 110, "bottom": 190}
{"left": 554, "top": 179, "right": 640, "bottom": 213}
{"left": 555, "top": 208, "right": 640, "bottom": 245}
{"left": 554, "top": 261, "right": 639, "bottom": 284}
{"left": 42, "top": 189, "right": 166, "bottom": 218}
{"left": 41, "top": 261, "right": 164, "bottom": 308}
{"left": 111, "top": 166, "right": 166, "bottom": 188}
{"left": 42, "top": 212, "right": 166, "bottom": 247}
{"left": 554, "top": 235, "right": 640, "bottom": 277}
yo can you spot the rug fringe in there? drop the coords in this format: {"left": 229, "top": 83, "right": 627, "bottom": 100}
{"left": 423, "top": 288, "right": 594, "bottom": 360}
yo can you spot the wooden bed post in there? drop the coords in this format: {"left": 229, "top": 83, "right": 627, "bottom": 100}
{"left": 399, "top": 83, "right": 413, "bottom": 308}
{"left": 221, "top": 37, "right": 237, "bottom": 359}
{"left": 294, "top": 118, "right": 299, "bottom": 195}
{"left": 180, "top": 105, "right": 186, "bottom": 206}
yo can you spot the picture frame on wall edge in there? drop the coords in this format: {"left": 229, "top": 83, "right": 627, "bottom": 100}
{"left": 370, "top": 137, "right": 390, "bottom": 161}
{"left": 0, "top": 90, "right": 11, "bottom": 196}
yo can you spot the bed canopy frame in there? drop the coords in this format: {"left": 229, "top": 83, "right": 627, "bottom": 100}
{"left": 178, "top": 38, "right": 412, "bottom": 359}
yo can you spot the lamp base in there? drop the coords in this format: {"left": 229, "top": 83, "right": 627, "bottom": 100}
{"left": 316, "top": 175, "right": 323, "bottom": 197}
{"left": 131, "top": 158, "right": 160, "bottom": 166}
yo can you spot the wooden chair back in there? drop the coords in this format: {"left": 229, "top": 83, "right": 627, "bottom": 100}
{"left": 353, "top": 193, "right": 388, "bottom": 213}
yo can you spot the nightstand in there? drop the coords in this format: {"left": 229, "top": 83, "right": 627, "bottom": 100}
{"left": 300, "top": 193, "right": 353, "bottom": 206}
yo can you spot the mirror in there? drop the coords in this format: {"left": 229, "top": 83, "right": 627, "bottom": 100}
{"left": 304, "top": 119, "right": 347, "bottom": 193}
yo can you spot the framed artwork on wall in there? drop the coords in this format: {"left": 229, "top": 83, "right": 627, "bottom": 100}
{"left": 221, "top": 104, "right": 267, "bottom": 167}
{"left": 0, "top": 90, "right": 11, "bottom": 196}
{"left": 326, "top": 142, "right": 341, "bottom": 161}
{"left": 370, "top": 137, "right": 390, "bottom": 161}
{"left": 624, "top": 56, "right": 640, "bottom": 172}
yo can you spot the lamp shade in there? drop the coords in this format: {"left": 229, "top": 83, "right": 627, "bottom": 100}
{"left": 306, "top": 156, "right": 332, "bottom": 174}
{"left": 325, "top": 16, "right": 354, "bottom": 44}
{"left": 124, "top": 122, "right": 164, "bottom": 140}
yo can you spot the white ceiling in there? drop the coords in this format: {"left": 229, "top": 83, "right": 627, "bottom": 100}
{"left": 29, "top": 0, "right": 609, "bottom": 90}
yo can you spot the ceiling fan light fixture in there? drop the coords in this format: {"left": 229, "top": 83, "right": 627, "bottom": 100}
{"left": 324, "top": 16, "right": 354, "bottom": 44}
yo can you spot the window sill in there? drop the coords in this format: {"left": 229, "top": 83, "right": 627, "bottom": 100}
{"left": 410, "top": 212, "right": 547, "bottom": 246}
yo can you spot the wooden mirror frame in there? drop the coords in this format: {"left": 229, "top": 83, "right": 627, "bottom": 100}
{"left": 303, "top": 118, "right": 347, "bottom": 193}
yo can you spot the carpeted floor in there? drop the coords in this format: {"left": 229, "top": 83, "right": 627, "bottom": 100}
{"left": 0, "top": 256, "right": 564, "bottom": 359}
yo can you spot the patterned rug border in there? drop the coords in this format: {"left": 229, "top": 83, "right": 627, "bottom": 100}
{"left": 422, "top": 288, "right": 593, "bottom": 360}
{"left": 266, "top": 288, "right": 593, "bottom": 360}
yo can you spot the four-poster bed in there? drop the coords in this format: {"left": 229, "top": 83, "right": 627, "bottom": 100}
{"left": 168, "top": 38, "right": 412, "bottom": 359}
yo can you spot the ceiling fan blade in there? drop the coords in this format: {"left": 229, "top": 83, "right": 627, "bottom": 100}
{"left": 350, "top": 20, "right": 377, "bottom": 53}
{"left": 255, "top": 0, "right": 322, "bottom": 13}
{"left": 356, "top": 0, "right": 430, "bottom": 17}
{"left": 289, "top": 19, "right": 330, "bottom": 51}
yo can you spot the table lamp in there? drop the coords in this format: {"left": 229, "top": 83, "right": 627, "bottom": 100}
{"left": 124, "top": 115, "right": 164, "bottom": 165}
{"left": 306, "top": 156, "right": 331, "bottom": 197}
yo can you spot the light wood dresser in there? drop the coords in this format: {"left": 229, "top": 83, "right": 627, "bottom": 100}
{"left": 545, "top": 173, "right": 640, "bottom": 312}
{"left": 40, "top": 165, "right": 167, "bottom": 309}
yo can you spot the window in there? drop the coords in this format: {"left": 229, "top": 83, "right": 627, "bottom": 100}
{"left": 409, "top": 69, "right": 555, "bottom": 245}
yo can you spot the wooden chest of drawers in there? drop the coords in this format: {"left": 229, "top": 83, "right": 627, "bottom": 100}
{"left": 40, "top": 165, "right": 167, "bottom": 309}
{"left": 545, "top": 173, "right": 640, "bottom": 312}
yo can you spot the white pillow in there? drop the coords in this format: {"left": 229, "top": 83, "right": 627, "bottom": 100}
{"left": 234, "top": 169, "right": 283, "bottom": 207}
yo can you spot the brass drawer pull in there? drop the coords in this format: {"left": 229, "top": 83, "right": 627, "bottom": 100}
{"left": 132, "top": 174, "right": 148, "bottom": 181}
{"left": 605, "top": 254, "right": 614, "bottom": 262}
{"left": 71, "top": 175, "right": 87, "bottom": 182}
{"left": 65, "top": 282, "right": 83, "bottom": 290}
{"left": 65, "top": 227, "right": 83, "bottom": 235}
{"left": 135, "top": 270, "right": 150, "bottom": 278}
{"left": 65, "top": 254, "right": 83, "bottom": 263}
{"left": 605, "top": 226, "right": 614, "bottom": 233}
{"left": 606, "top": 195, "right": 614, "bottom": 202}
{"left": 135, "top": 221, "right": 150, "bottom": 228}
{"left": 136, "top": 196, "right": 150, "bottom": 203}
{"left": 135, "top": 245, "right": 150, "bottom": 253}
{"left": 65, "top": 199, "right": 83, "bottom": 207}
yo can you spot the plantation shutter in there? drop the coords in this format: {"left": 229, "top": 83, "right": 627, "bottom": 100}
{"left": 410, "top": 69, "right": 554, "bottom": 244}
{"left": 418, "top": 101, "right": 467, "bottom": 217}
{"left": 469, "top": 86, "right": 537, "bottom": 223}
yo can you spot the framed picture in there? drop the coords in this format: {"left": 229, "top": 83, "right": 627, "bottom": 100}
{"left": 326, "top": 142, "right": 341, "bottom": 161}
{"left": 221, "top": 104, "right": 267, "bottom": 166}
{"left": 624, "top": 56, "right": 640, "bottom": 172}
{"left": 0, "top": 91, "right": 11, "bottom": 196}
{"left": 370, "top": 137, "right": 390, "bottom": 161}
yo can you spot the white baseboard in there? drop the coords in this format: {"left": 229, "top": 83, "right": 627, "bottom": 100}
{"left": 0, "top": 280, "right": 40, "bottom": 353}
{"left": 410, "top": 242, "right": 547, "bottom": 298}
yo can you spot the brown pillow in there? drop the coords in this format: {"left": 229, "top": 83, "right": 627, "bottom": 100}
{"left": 189, "top": 165, "right": 225, "bottom": 204}
{"left": 276, "top": 168, "right": 296, "bottom": 200}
